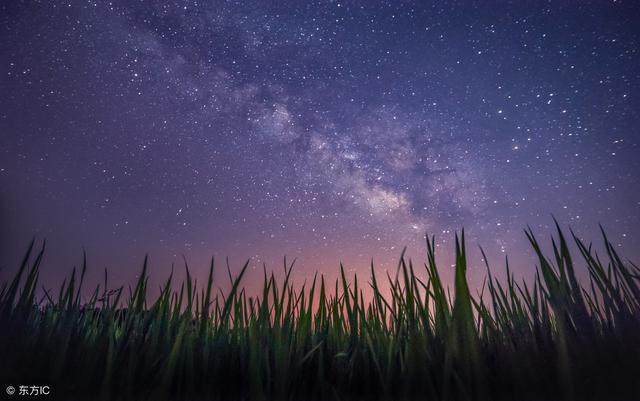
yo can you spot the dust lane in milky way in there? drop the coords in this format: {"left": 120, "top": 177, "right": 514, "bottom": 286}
{"left": 1, "top": 1, "right": 639, "bottom": 289}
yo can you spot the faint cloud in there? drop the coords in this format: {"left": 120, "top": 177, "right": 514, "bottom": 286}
{"left": 252, "top": 103, "right": 300, "bottom": 143}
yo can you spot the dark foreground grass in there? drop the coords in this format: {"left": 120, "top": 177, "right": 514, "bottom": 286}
{"left": 1, "top": 224, "right": 640, "bottom": 401}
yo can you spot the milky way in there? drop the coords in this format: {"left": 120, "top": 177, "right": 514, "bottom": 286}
{"left": 1, "top": 1, "right": 639, "bottom": 287}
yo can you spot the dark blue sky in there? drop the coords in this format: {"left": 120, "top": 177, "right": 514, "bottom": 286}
{"left": 1, "top": 1, "right": 639, "bottom": 288}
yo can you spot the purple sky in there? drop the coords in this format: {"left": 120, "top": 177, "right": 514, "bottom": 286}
{"left": 1, "top": 1, "right": 639, "bottom": 292}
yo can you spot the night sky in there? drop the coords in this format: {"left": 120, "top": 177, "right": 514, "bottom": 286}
{"left": 1, "top": 1, "right": 639, "bottom": 289}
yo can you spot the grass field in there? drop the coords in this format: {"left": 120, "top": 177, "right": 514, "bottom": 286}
{"left": 1, "top": 223, "right": 639, "bottom": 400}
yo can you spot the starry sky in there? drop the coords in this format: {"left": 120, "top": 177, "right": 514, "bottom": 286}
{"left": 1, "top": 1, "right": 639, "bottom": 289}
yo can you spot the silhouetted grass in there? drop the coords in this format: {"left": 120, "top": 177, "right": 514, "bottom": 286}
{"left": 1, "top": 222, "right": 639, "bottom": 400}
